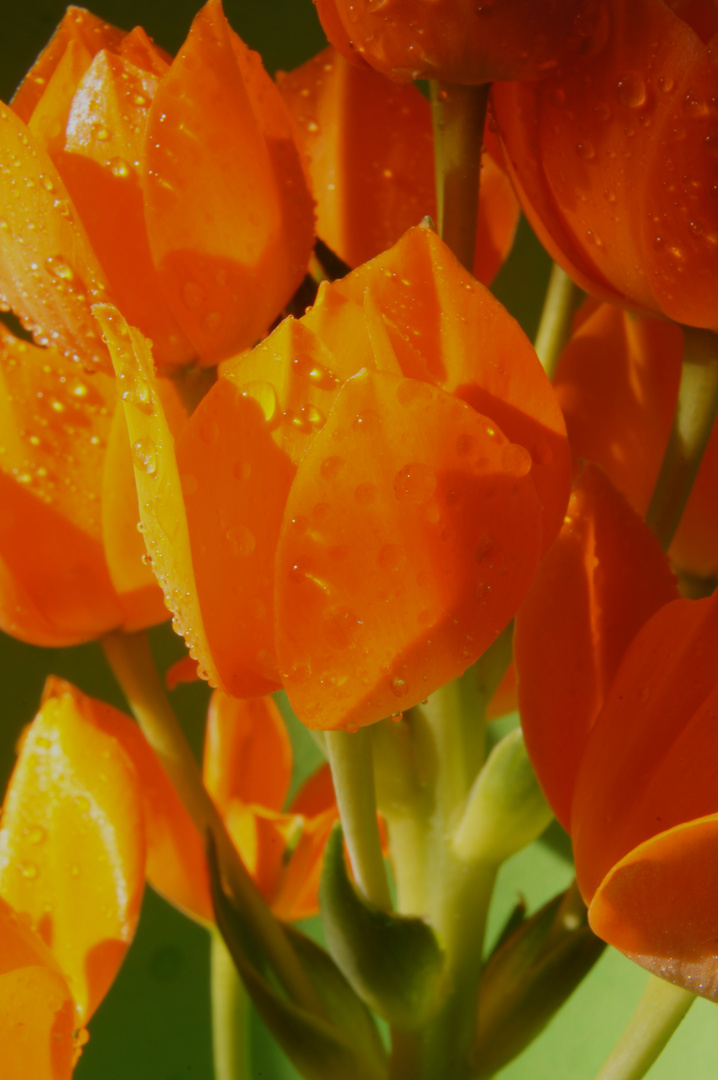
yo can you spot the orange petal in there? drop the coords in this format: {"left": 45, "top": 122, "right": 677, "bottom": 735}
{"left": 486, "top": 662, "right": 517, "bottom": 721}
{"left": 43, "top": 678, "right": 213, "bottom": 925}
{"left": 11, "top": 7, "right": 125, "bottom": 124}
{"left": 0, "top": 689, "right": 146, "bottom": 1025}
{"left": 589, "top": 816, "right": 718, "bottom": 999}
{"left": 289, "top": 761, "right": 336, "bottom": 818}
{"left": 271, "top": 807, "right": 338, "bottom": 921}
{"left": 95, "top": 303, "right": 220, "bottom": 686}
{"left": 0, "top": 102, "right": 111, "bottom": 370}
{"left": 204, "top": 691, "right": 292, "bottom": 814}
{"left": 223, "top": 802, "right": 295, "bottom": 905}
{"left": 515, "top": 463, "right": 678, "bottom": 830}
{"left": 279, "top": 47, "right": 517, "bottom": 281}
{"left": 275, "top": 368, "right": 543, "bottom": 730}
{"left": 572, "top": 591, "right": 718, "bottom": 902}
{"left": 165, "top": 655, "right": 200, "bottom": 690}
{"left": 0, "top": 326, "right": 124, "bottom": 645}
{"left": 55, "top": 50, "right": 194, "bottom": 369}
{"left": 26, "top": 39, "right": 95, "bottom": 160}
{"left": 0, "top": 897, "right": 75, "bottom": 1080}
{"left": 332, "top": 225, "right": 570, "bottom": 552}
{"left": 118, "top": 26, "right": 172, "bottom": 75}
{"left": 142, "top": 0, "right": 315, "bottom": 365}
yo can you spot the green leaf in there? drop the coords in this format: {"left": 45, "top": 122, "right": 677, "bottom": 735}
{"left": 208, "top": 835, "right": 387, "bottom": 1080}
{"left": 320, "top": 826, "right": 445, "bottom": 1030}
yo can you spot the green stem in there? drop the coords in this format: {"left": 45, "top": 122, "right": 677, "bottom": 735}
{"left": 593, "top": 975, "right": 694, "bottom": 1080}
{"left": 211, "top": 930, "right": 251, "bottom": 1080}
{"left": 325, "top": 727, "right": 391, "bottom": 910}
{"left": 533, "top": 263, "right": 581, "bottom": 380}
{"left": 430, "top": 80, "right": 490, "bottom": 272}
{"left": 102, "top": 630, "right": 321, "bottom": 1015}
{"left": 645, "top": 327, "right": 718, "bottom": 552}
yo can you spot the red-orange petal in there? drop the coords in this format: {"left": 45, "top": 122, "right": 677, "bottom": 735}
{"left": 572, "top": 591, "right": 718, "bottom": 902}
{"left": 142, "top": 0, "right": 315, "bottom": 365}
{"left": 0, "top": 897, "right": 75, "bottom": 1080}
{"left": 588, "top": 816, "right": 718, "bottom": 1000}
{"left": 515, "top": 463, "right": 678, "bottom": 830}
{"left": 278, "top": 47, "right": 518, "bottom": 281}
{"left": 332, "top": 226, "right": 570, "bottom": 553}
{"left": 204, "top": 692, "right": 293, "bottom": 814}
{"left": 0, "top": 327, "right": 124, "bottom": 645}
{"left": 11, "top": 7, "right": 125, "bottom": 124}
{"left": 56, "top": 50, "right": 194, "bottom": 369}
{"left": 0, "top": 689, "right": 145, "bottom": 1025}
{"left": 0, "top": 102, "right": 111, "bottom": 369}
{"left": 272, "top": 806, "right": 338, "bottom": 921}
{"left": 275, "top": 368, "right": 542, "bottom": 730}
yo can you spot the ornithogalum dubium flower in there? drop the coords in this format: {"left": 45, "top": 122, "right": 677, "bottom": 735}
{"left": 0, "top": 0, "right": 314, "bottom": 372}
{"left": 98, "top": 224, "right": 571, "bottom": 730}
{"left": 493, "top": 0, "right": 718, "bottom": 329}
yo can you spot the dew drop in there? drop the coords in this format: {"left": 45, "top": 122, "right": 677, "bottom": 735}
{"left": 242, "top": 382, "right": 279, "bottom": 425}
{"left": 45, "top": 254, "right": 75, "bottom": 282}
{"left": 615, "top": 72, "right": 647, "bottom": 109}
{"left": 132, "top": 437, "right": 158, "bottom": 476}
{"left": 110, "top": 157, "right": 131, "bottom": 178}
{"left": 26, "top": 825, "right": 46, "bottom": 845}
{"left": 394, "top": 462, "right": 436, "bottom": 504}
{"left": 391, "top": 677, "right": 409, "bottom": 698}
{"left": 233, "top": 460, "right": 252, "bottom": 480}
{"left": 182, "top": 281, "right": 205, "bottom": 309}
{"left": 576, "top": 141, "right": 595, "bottom": 160}
{"left": 321, "top": 455, "right": 345, "bottom": 481}
{"left": 203, "top": 310, "right": 222, "bottom": 333}
{"left": 18, "top": 861, "right": 39, "bottom": 880}
{"left": 95, "top": 126, "right": 110, "bottom": 141}
{"left": 199, "top": 417, "right": 219, "bottom": 444}
{"left": 501, "top": 444, "right": 532, "bottom": 477}
{"left": 291, "top": 402, "right": 325, "bottom": 433}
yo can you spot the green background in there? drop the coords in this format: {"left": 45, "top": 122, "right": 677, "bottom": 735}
{"left": 0, "top": 1, "right": 715, "bottom": 1076}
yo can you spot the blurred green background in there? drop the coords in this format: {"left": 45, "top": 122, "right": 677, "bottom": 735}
{"left": 0, "top": 1, "right": 715, "bottom": 1077}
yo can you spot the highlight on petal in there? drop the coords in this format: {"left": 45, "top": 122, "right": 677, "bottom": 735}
{"left": 204, "top": 691, "right": 292, "bottom": 814}
{"left": 142, "top": 0, "right": 315, "bottom": 365}
{"left": 95, "top": 302, "right": 219, "bottom": 686}
{"left": 56, "top": 49, "right": 194, "bottom": 369}
{"left": 572, "top": 591, "right": 718, "bottom": 904}
{"left": 332, "top": 225, "right": 571, "bottom": 553}
{"left": 43, "top": 678, "right": 212, "bottom": 925}
{"left": 0, "top": 688, "right": 146, "bottom": 1025}
{"left": 0, "top": 102, "right": 111, "bottom": 370}
{"left": 0, "top": 898, "right": 74, "bottom": 1080}
{"left": 0, "top": 326, "right": 124, "bottom": 645}
{"left": 588, "top": 816, "right": 718, "bottom": 1000}
{"left": 278, "top": 47, "right": 518, "bottom": 281}
{"left": 275, "top": 368, "right": 542, "bottom": 729}
{"left": 515, "top": 463, "right": 678, "bottom": 830}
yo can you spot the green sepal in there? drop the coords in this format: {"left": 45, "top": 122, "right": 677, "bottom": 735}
{"left": 320, "top": 825, "right": 445, "bottom": 1030}
{"left": 208, "top": 836, "right": 387, "bottom": 1080}
{"left": 472, "top": 884, "right": 606, "bottom": 1078}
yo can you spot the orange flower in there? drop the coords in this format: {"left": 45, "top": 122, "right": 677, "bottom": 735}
{"left": 0, "top": 326, "right": 184, "bottom": 646}
{"left": 0, "top": 1, "right": 314, "bottom": 373}
{"left": 313, "top": 0, "right": 599, "bottom": 85}
{"left": 0, "top": 680, "right": 148, "bottom": 1074}
{"left": 99, "top": 223, "right": 571, "bottom": 730}
{"left": 203, "top": 692, "right": 338, "bottom": 921}
{"left": 493, "top": 0, "right": 718, "bottom": 329}
{"left": 514, "top": 463, "right": 678, "bottom": 831}
{"left": 554, "top": 302, "right": 718, "bottom": 578}
{"left": 277, "top": 46, "right": 519, "bottom": 281}
{"left": 570, "top": 589, "right": 718, "bottom": 999}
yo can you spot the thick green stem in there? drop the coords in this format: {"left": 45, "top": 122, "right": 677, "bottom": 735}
{"left": 211, "top": 931, "right": 251, "bottom": 1080}
{"left": 593, "top": 975, "right": 694, "bottom": 1080}
{"left": 646, "top": 327, "right": 718, "bottom": 552}
{"left": 102, "top": 630, "right": 320, "bottom": 1014}
{"left": 430, "top": 80, "right": 489, "bottom": 272}
{"left": 533, "top": 263, "right": 581, "bottom": 380}
{"left": 325, "top": 727, "right": 391, "bottom": 910}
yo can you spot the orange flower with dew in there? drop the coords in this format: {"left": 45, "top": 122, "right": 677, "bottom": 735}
{"left": 277, "top": 46, "right": 518, "bottom": 280}
{"left": 493, "top": 0, "right": 718, "bottom": 330}
{"left": 203, "top": 692, "right": 338, "bottom": 921}
{"left": 0, "top": 1, "right": 314, "bottom": 373}
{"left": 312, "top": 0, "right": 600, "bottom": 85}
{"left": 98, "top": 224, "right": 571, "bottom": 730}
{"left": 515, "top": 463, "right": 678, "bottom": 831}
{"left": 570, "top": 588, "right": 718, "bottom": 998}
{"left": 0, "top": 680, "right": 148, "bottom": 1075}
{"left": 554, "top": 302, "right": 718, "bottom": 578}
{"left": 0, "top": 325, "right": 184, "bottom": 646}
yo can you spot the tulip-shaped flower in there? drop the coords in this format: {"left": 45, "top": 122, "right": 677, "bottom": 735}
{"left": 0, "top": 680, "right": 149, "bottom": 1076}
{"left": 493, "top": 0, "right": 718, "bottom": 329}
{"left": 554, "top": 302, "right": 718, "bottom": 578}
{"left": 313, "top": 0, "right": 600, "bottom": 84}
{"left": 99, "top": 224, "right": 571, "bottom": 730}
{"left": 0, "top": 0, "right": 314, "bottom": 372}
{"left": 278, "top": 46, "right": 518, "bottom": 280}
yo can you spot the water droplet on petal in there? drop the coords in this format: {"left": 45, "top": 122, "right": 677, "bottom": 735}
{"left": 615, "top": 72, "right": 647, "bottom": 109}
{"left": 132, "top": 437, "right": 158, "bottom": 476}
{"left": 321, "top": 455, "right": 345, "bottom": 481}
{"left": 182, "top": 281, "right": 205, "bottom": 309}
{"left": 394, "top": 462, "right": 436, "bottom": 504}
{"left": 18, "top": 861, "right": 39, "bottom": 879}
{"left": 391, "top": 677, "right": 409, "bottom": 698}
{"left": 45, "top": 254, "right": 75, "bottom": 282}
